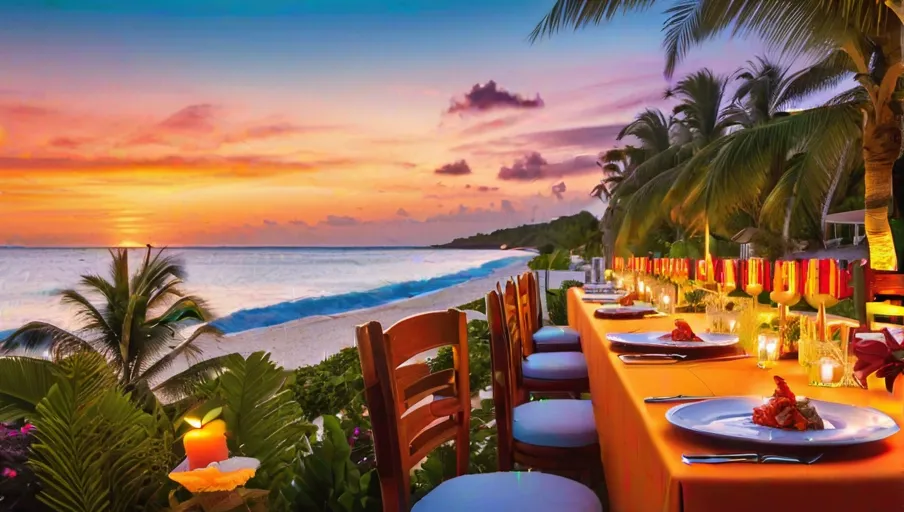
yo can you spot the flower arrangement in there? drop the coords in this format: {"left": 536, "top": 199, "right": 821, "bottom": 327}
{"left": 852, "top": 329, "right": 904, "bottom": 392}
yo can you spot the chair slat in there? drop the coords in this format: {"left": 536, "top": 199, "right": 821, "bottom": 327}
{"left": 384, "top": 311, "right": 463, "bottom": 367}
{"left": 409, "top": 417, "right": 459, "bottom": 463}
{"left": 403, "top": 368, "right": 456, "bottom": 408}
{"left": 402, "top": 397, "right": 461, "bottom": 445}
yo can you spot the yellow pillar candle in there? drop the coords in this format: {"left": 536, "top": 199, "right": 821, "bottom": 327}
{"left": 184, "top": 419, "right": 229, "bottom": 470}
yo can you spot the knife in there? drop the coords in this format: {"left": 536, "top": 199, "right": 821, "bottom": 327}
{"left": 682, "top": 453, "right": 823, "bottom": 465}
{"left": 644, "top": 395, "right": 712, "bottom": 403}
{"left": 619, "top": 353, "right": 750, "bottom": 365}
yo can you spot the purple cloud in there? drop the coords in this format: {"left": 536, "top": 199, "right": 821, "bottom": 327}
{"left": 158, "top": 104, "right": 218, "bottom": 133}
{"left": 434, "top": 160, "right": 472, "bottom": 176}
{"left": 552, "top": 182, "right": 567, "bottom": 200}
{"left": 447, "top": 81, "right": 543, "bottom": 115}
{"left": 322, "top": 215, "right": 360, "bottom": 227}
{"left": 497, "top": 152, "right": 598, "bottom": 181}
{"left": 396, "top": 208, "right": 410, "bottom": 217}
{"left": 263, "top": 219, "right": 278, "bottom": 226}
{"left": 500, "top": 200, "right": 516, "bottom": 214}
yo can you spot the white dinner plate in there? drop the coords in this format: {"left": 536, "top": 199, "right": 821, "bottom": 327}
{"left": 666, "top": 397, "right": 899, "bottom": 447}
{"left": 607, "top": 330, "right": 738, "bottom": 349}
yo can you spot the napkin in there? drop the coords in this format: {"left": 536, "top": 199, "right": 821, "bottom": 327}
{"left": 582, "top": 293, "right": 625, "bottom": 303}
{"left": 853, "top": 328, "right": 904, "bottom": 392}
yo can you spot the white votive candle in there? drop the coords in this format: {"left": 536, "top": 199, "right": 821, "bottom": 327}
{"left": 766, "top": 341, "right": 777, "bottom": 358}
{"left": 728, "top": 319, "right": 736, "bottom": 333}
{"left": 662, "top": 294, "right": 670, "bottom": 305}
{"left": 820, "top": 362, "right": 834, "bottom": 384}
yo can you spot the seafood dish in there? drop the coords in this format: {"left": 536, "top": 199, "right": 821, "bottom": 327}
{"left": 658, "top": 319, "right": 702, "bottom": 341}
{"left": 752, "top": 376, "right": 825, "bottom": 431}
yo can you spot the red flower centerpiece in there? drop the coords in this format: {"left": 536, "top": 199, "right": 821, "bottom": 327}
{"left": 852, "top": 329, "right": 904, "bottom": 392}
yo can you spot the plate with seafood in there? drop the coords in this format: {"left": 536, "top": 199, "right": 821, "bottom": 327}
{"left": 665, "top": 376, "right": 900, "bottom": 447}
{"left": 607, "top": 319, "right": 738, "bottom": 348}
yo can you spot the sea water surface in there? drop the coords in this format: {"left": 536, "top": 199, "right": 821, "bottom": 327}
{"left": 0, "top": 247, "right": 530, "bottom": 337}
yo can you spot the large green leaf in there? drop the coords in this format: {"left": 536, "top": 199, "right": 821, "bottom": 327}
{"left": 27, "top": 352, "right": 174, "bottom": 512}
{"left": 218, "top": 352, "right": 314, "bottom": 512}
{"left": 294, "top": 415, "right": 379, "bottom": 512}
{"left": 0, "top": 357, "right": 60, "bottom": 422}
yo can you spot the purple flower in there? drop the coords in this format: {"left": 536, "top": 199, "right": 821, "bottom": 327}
{"left": 353, "top": 427, "right": 361, "bottom": 438}
{"left": 19, "top": 424, "right": 34, "bottom": 435}
{"left": 2, "top": 468, "right": 17, "bottom": 479}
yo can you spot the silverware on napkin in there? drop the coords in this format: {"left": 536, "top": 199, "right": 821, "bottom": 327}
{"left": 644, "top": 395, "right": 712, "bottom": 403}
{"left": 682, "top": 453, "right": 823, "bottom": 465}
{"left": 619, "top": 353, "right": 750, "bottom": 365}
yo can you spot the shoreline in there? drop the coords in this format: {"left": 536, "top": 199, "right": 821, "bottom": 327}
{"left": 181, "top": 260, "right": 529, "bottom": 372}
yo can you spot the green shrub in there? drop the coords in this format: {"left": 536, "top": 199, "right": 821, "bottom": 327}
{"left": 546, "top": 281, "right": 584, "bottom": 326}
{"left": 292, "top": 348, "right": 365, "bottom": 423}
{"left": 456, "top": 298, "right": 487, "bottom": 314}
{"left": 528, "top": 250, "right": 571, "bottom": 270}
{"left": 294, "top": 415, "right": 381, "bottom": 512}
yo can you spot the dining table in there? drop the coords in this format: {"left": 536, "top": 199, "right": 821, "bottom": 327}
{"left": 567, "top": 287, "right": 904, "bottom": 512}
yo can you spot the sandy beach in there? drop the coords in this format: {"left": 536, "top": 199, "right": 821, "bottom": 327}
{"left": 185, "top": 260, "right": 528, "bottom": 371}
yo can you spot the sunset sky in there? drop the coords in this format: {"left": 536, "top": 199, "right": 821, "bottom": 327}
{"left": 0, "top": 0, "right": 770, "bottom": 247}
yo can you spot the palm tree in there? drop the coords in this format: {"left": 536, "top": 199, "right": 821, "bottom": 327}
{"left": 1, "top": 246, "right": 231, "bottom": 400}
{"left": 531, "top": 0, "right": 904, "bottom": 270}
{"left": 686, "top": 56, "right": 860, "bottom": 247}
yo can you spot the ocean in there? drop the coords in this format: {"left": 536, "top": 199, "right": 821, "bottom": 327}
{"left": 0, "top": 247, "right": 531, "bottom": 337}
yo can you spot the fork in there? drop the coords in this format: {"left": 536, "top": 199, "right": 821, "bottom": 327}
{"left": 681, "top": 453, "right": 824, "bottom": 465}
{"left": 644, "top": 394, "right": 712, "bottom": 403}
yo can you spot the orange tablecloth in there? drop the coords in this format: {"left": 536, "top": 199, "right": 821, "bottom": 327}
{"left": 568, "top": 288, "right": 904, "bottom": 512}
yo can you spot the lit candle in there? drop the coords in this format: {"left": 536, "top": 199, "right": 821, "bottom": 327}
{"left": 662, "top": 294, "right": 671, "bottom": 305}
{"left": 820, "top": 362, "right": 834, "bottom": 384}
{"left": 617, "top": 279, "right": 624, "bottom": 289}
{"left": 757, "top": 334, "right": 779, "bottom": 369}
{"left": 184, "top": 419, "right": 229, "bottom": 470}
{"left": 729, "top": 319, "right": 736, "bottom": 333}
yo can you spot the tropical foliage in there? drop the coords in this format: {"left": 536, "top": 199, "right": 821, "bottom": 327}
{"left": 533, "top": 0, "right": 904, "bottom": 270}
{"left": 438, "top": 210, "right": 602, "bottom": 258}
{"left": 1, "top": 247, "right": 232, "bottom": 401}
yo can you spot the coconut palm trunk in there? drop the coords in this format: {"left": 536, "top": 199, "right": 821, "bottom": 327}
{"left": 862, "top": 107, "right": 900, "bottom": 269}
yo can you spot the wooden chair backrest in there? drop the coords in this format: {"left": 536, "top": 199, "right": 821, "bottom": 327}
{"left": 356, "top": 310, "right": 471, "bottom": 512}
{"left": 865, "top": 302, "right": 904, "bottom": 329}
{"left": 499, "top": 279, "right": 528, "bottom": 384}
{"left": 520, "top": 271, "right": 543, "bottom": 333}
{"left": 864, "top": 264, "right": 904, "bottom": 301}
{"left": 514, "top": 274, "right": 536, "bottom": 356}
{"left": 485, "top": 288, "right": 515, "bottom": 471}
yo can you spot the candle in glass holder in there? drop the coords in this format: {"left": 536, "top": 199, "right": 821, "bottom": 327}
{"left": 808, "top": 356, "right": 843, "bottom": 387}
{"left": 757, "top": 334, "right": 778, "bottom": 370}
{"left": 184, "top": 419, "right": 229, "bottom": 470}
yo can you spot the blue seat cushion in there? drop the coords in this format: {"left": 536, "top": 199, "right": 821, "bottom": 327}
{"left": 512, "top": 399, "right": 598, "bottom": 448}
{"left": 533, "top": 326, "right": 580, "bottom": 346}
{"left": 522, "top": 352, "right": 588, "bottom": 380}
{"left": 412, "top": 471, "right": 602, "bottom": 512}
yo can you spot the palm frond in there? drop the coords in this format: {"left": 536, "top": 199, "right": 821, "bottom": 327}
{"left": 60, "top": 289, "right": 115, "bottom": 342}
{"left": 528, "top": 0, "right": 661, "bottom": 43}
{"left": 776, "top": 49, "right": 856, "bottom": 110}
{"left": 1, "top": 322, "right": 97, "bottom": 360}
{"left": 137, "top": 324, "right": 224, "bottom": 387}
{"left": 0, "top": 357, "right": 60, "bottom": 422}
{"left": 218, "top": 352, "right": 313, "bottom": 509}
{"left": 150, "top": 353, "right": 234, "bottom": 402}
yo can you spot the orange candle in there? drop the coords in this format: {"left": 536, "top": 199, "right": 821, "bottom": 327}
{"left": 184, "top": 420, "right": 229, "bottom": 470}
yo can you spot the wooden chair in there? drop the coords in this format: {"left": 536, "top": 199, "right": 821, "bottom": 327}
{"left": 356, "top": 310, "right": 602, "bottom": 512}
{"left": 487, "top": 288, "right": 602, "bottom": 482}
{"left": 862, "top": 264, "right": 904, "bottom": 326}
{"left": 518, "top": 271, "right": 582, "bottom": 354}
{"left": 500, "top": 279, "right": 589, "bottom": 398}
